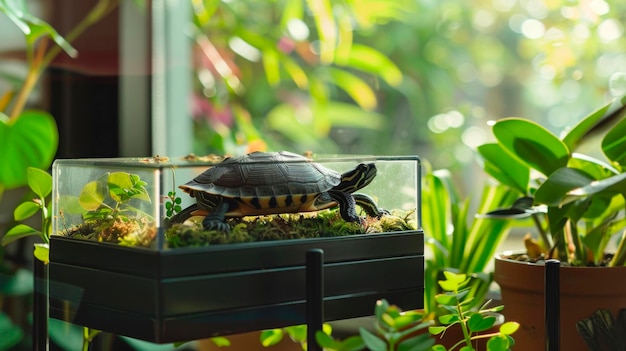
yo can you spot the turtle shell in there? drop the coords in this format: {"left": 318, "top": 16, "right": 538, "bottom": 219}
{"left": 179, "top": 151, "right": 342, "bottom": 215}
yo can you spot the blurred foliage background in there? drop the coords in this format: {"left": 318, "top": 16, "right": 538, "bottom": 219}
{"left": 189, "top": 0, "right": 626, "bottom": 174}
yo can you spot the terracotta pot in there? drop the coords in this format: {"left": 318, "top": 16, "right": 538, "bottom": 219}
{"left": 494, "top": 253, "right": 626, "bottom": 351}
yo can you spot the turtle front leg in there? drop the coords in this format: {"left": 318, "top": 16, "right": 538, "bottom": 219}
{"left": 202, "top": 200, "right": 231, "bottom": 232}
{"left": 353, "top": 193, "right": 389, "bottom": 218}
{"left": 328, "top": 190, "right": 362, "bottom": 223}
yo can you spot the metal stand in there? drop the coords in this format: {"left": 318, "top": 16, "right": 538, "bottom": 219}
{"left": 33, "top": 256, "right": 48, "bottom": 351}
{"left": 545, "top": 259, "right": 560, "bottom": 351}
{"left": 306, "top": 249, "right": 324, "bottom": 351}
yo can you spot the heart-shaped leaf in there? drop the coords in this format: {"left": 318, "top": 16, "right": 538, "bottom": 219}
{"left": 0, "top": 111, "right": 58, "bottom": 189}
{"left": 13, "top": 201, "right": 39, "bottom": 221}
{"left": 27, "top": 167, "right": 52, "bottom": 199}
{"left": 468, "top": 313, "right": 496, "bottom": 332}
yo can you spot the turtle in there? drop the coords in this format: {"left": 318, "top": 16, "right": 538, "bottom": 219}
{"left": 170, "top": 151, "right": 386, "bottom": 231}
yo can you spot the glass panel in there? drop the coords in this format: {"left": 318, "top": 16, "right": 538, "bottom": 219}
{"left": 52, "top": 153, "right": 421, "bottom": 251}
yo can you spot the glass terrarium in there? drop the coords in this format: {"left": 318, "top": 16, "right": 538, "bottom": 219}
{"left": 51, "top": 152, "right": 421, "bottom": 250}
{"left": 49, "top": 152, "right": 424, "bottom": 342}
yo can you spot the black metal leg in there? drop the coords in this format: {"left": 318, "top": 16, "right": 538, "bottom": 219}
{"left": 306, "top": 249, "right": 324, "bottom": 351}
{"left": 33, "top": 256, "right": 49, "bottom": 351}
{"left": 545, "top": 259, "right": 560, "bottom": 351}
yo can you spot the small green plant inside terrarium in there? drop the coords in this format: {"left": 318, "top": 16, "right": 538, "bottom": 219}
{"left": 60, "top": 172, "right": 157, "bottom": 247}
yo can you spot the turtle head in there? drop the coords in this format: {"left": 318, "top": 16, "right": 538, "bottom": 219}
{"left": 336, "top": 163, "right": 377, "bottom": 193}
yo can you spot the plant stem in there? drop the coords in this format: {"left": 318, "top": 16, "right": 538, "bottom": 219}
{"left": 8, "top": 39, "right": 46, "bottom": 121}
{"left": 609, "top": 230, "right": 626, "bottom": 267}
{"left": 532, "top": 213, "right": 551, "bottom": 250}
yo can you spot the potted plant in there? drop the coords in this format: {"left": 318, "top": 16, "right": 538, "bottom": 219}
{"left": 421, "top": 165, "right": 518, "bottom": 317}
{"left": 477, "top": 95, "right": 626, "bottom": 350}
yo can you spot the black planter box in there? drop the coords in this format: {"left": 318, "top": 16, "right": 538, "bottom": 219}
{"left": 49, "top": 230, "right": 424, "bottom": 343}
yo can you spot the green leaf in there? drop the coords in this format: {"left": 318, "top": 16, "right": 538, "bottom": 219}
{"left": 327, "top": 67, "right": 378, "bottom": 110}
{"left": 438, "top": 314, "right": 460, "bottom": 325}
{"left": 374, "top": 299, "right": 390, "bottom": 322}
{"left": 486, "top": 334, "right": 510, "bottom": 351}
{"left": 345, "top": 44, "right": 403, "bottom": 86}
{"left": 340, "top": 335, "right": 366, "bottom": 351}
{"left": 78, "top": 181, "right": 105, "bottom": 211}
{"left": 307, "top": 0, "right": 336, "bottom": 64}
{"left": 284, "top": 324, "right": 309, "bottom": 342}
{"left": 33, "top": 243, "right": 49, "bottom": 264}
{"left": 0, "top": 0, "right": 31, "bottom": 34}
{"left": 468, "top": 313, "right": 496, "bottom": 332}
{"left": 260, "top": 329, "right": 283, "bottom": 346}
{"left": 562, "top": 99, "right": 621, "bottom": 151}
{"left": 0, "top": 111, "right": 58, "bottom": 189}
{"left": 315, "top": 331, "right": 342, "bottom": 350}
{"left": 120, "top": 336, "right": 182, "bottom": 351}
{"left": 359, "top": 328, "right": 387, "bottom": 351}
{"left": 397, "top": 333, "right": 435, "bottom": 351}
{"left": 108, "top": 172, "right": 151, "bottom": 203}
{"left": 499, "top": 321, "right": 520, "bottom": 335}
{"left": 602, "top": 114, "right": 626, "bottom": 168}
{"left": 428, "top": 326, "right": 446, "bottom": 335}
{"left": 535, "top": 167, "right": 595, "bottom": 206}
{"left": 492, "top": 118, "right": 569, "bottom": 176}
{"left": 209, "top": 337, "right": 230, "bottom": 347}
{"left": 27, "top": 167, "right": 52, "bottom": 199}
{"left": 567, "top": 172, "right": 626, "bottom": 201}
{"left": 435, "top": 294, "right": 458, "bottom": 306}
{"left": 477, "top": 143, "right": 529, "bottom": 194}
{"left": 13, "top": 200, "right": 40, "bottom": 221}
{"left": 2, "top": 224, "right": 41, "bottom": 245}
{"left": 0, "top": 0, "right": 76, "bottom": 57}
{"left": 48, "top": 319, "right": 83, "bottom": 351}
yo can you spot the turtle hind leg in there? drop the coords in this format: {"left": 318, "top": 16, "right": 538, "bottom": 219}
{"left": 353, "top": 193, "right": 389, "bottom": 218}
{"left": 168, "top": 203, "right": 200, "bottom": 226}
{"left": 202, "top": 201, "right": 231, "bottom": 232}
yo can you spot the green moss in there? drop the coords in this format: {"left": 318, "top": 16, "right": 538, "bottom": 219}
{"left": 165, "top": 208, "right": 416, "bottom": 248}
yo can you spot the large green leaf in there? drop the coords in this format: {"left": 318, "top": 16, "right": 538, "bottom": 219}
{"left": 602, "top": 115, "right": 626, "bottom": 169}
{"left": 535, "top": 167, "right": 595, "bottom": 206}
{"left": 566, "top": 172, "right": 626, "bottom": 200}
{"left": 561, "top": 98, "right": 624, "bottom": 151}
{"left": 0, "top": 111, "right": 58, "bottom": 189}
{"left": 477, "top": 143, "right": 529, "bottom": 194}
{"left": 492, "top": 118, "right": 569, "bottom": 176}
